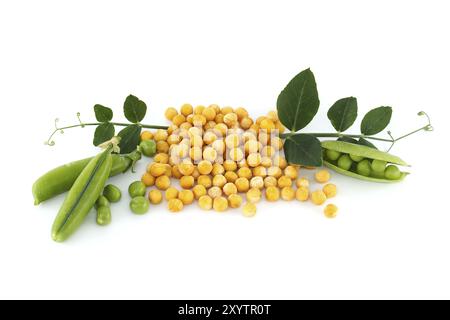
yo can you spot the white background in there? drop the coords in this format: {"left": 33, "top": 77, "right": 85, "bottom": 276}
{"left": 0, "top": 0, "right": 449, "bottom": 300}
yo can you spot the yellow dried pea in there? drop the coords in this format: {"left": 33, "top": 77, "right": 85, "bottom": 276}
{"left": 156, "top": 141, "right": 169, "bottom": 153}
{"left": 154, "top": 153, "right": 169, "bottom": 164}
{"left": 171, "top": 165, "right": 183, "bottom": 179}
{"left": 223, "top": 160, "right": 237, "bottom": 172}
{"left": 323, "top": 183, "right": 337, "bottom": 198}
{"left": 229, "top": 148, "right": 244, "bottom": 162}
{"left": 208, "top": 186, "right": 223, "bottom": 198}
{"left": 197, "top": 160, "right": 213, "bottom": 175}
{"left": 148, "top": 189, "right": 163, "bottom": 204}
{"left": 203, "top": 147, "right": 218, "bottom": 162}
{"left": 213, "top": 174, "right": 227, "bottom": 188}
{"left": 165, "top": 187, "right": 179, "bottom": 200}
{"left": 167, "top": 134, "right": 181, "bottom": 145}
{"left": 223, "top": 182, "right": 238, "bottom": 196}
{"left": 273, "top": 156, "right": 287, "bottom": 169}
{"left": 265, "top": 186, "right": 280, "bottom": 202}
{"left": 246, "top": 187, "right": 262, "bottom": 203}
{"left": 281, "top": 187, "right": 295, "bottom": 201}
{"left": 235, "top": 107, "right": 249, "bottom": 120}
{"left": 271, "top": 136, "right": 284, "bottom": 150}
{"left": 155, "top": 175, "right": 171, "bottom": 190}
{"left": 180, "top": 103, "right": 193, "bottom": 116}
{"left": 277, "top": 175, "right": 292, "bottom": 188}
{"left": 228, "top": 194, "right": 243, "bottom": 208}
{"left": 194, "top": 105, "right": 205, "bottom": 115}
{"left": 179, "top": 190, "right": 194, "bottom": 205}
{"left": 237, "top": 167, "right": 252, "bottom": 179}
{"left": 191, "top": 167, "right": 200, "bottom": 180}
{"left": 198, "top": 195, "right": 213, "bottom": 210}
{"left": 179, "top": 122, "right": 192, "bottom": 130}
{"left": 189, "top": 146, "right": 203, "bottom": 162}
{"left": 240, "top": 117, "right": 253, "bottom": 130}
{"left": 252, "top": 166, "right": 267, "bottom": 178}
{"left": 261, "top": 157, "right": 272, "bottom": 168}
{"left": 295, "top": 187, "right": 309, "bottom": 201}
{"left": 203, "top": 131, "right": 217, "bottom": 145}
{"left": 197, "top": 175, "right": 212, "bottom": 188}
{"left": 213, "top": 196, "right": 228, "bottom": 212}
{"left": 224, "top": 171, "right": 238, "bottom": 183}
{"left": 168, "top": 198, "right": 183, "bottom": 212}
{"left": 247, "top": 153, "right": 261, "bottom": 167}
{"left": 242, "top": 202, "right": 257, "bottom": 217}
{"left": 224, "top": 113, "right": 238, "bottom": 127}
{"left": 250, "top": 176, "right": 264, "bottom": 190}
{"left": 192, "top": 114, "right": 207, "bottom": 127}
{"left": 178, "top": 162, "right": 195, "bottom": 176}
{"left": 172, "top": 114, "right": 186, "bottom": 127}
{"left": 296, "top": 177, "right": 310, "bottom": 188}
{"left": 315, "top": 169, "right": 331, "bottom": 183}
{"left": 264, "top": 176, "right": 278, "bottom": 188}
{"left": 180, "top": 175, "right": 195, "bottom": 189}
{"left": 140, "top": 130, "right": 154, "bottom": 141}
{"left": 149, "top": 163, "right": 167, "bottom": 177}
{"left": 192, "top": 184, "right": 207, "bottom": 200}
{"left": 324, "top": 204, "right": 338, "bottom": 218}
{"left": 221, "top": 106, "right": 234, "bottom": 115}
{"left": 154, "top": 129, "right": 168, "bottom": 142}
{"left": 212, "top": 163, "right": 225, "bottom": 176}
{"left": 284, "top": 166, "right": 298, "bottom": 180}
{"left": 235, "top": 177, "right": 250, "bottom": 193}
{"left": 141, "top": 172, "right": 155, "bottom": 187}
{"left": 202, "top": 107, "right": 216, "bottom": 121}
{"left": 165, "top": 107, "right": 178, "bottom": 121}
{"left": 311, "top": 190, "right": 327, "bottom": 205}
{"left": 267, "top": 166, "right": 282, "bottom": 178}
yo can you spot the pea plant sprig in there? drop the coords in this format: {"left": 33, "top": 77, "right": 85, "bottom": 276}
{"left": 277, "top": 68, "right": 433, "bottom": 166}
{"left": 46, "top": 95, "right": 168, "bottom": 153}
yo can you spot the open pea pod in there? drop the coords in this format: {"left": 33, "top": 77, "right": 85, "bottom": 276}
{"left": 321, "top": 140, "right": 409, "bottom": 183}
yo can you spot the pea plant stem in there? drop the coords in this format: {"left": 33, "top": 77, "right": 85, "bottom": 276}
{"left": 280, "top": 132, "right": 393, "bottom": 142}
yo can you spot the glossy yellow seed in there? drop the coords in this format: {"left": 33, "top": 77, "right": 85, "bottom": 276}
{"left": 281, "top": 187, "right": 295, "bottom": 201}
{"left": 242, "top": 131, "right": 257, "bottom": 142}
{"left": 223, "top": 182, "right": 238, "bottom": 196}
{"left": 212, "top": 163, "right": 225, "bottom": 176}
{"left": 172, "top": 114, "right": 186, "bottom": 127}
{"left": 228, "top": 194, "right": 243, "bottom": 208}
{"left": 246, "top": 187, "right": 262, "bottom": 203}
{"left": 202, "top": 107, "right": 216, "bottom": 121}
{"left": 235, "top": 177, "right": 250, "bottom": 193}
{"left": 258, "top": 132, "right": 270, "bottom": 146}
{"left": 208, "top": 186, "right": 223, "bottom": 198}
{"left": 167, "top": 134, "right": 181, "bottom": 145}
{"left": 324, "top": 204, "right": 338, "bottom": 218}
{"left": 149, "top": 163, "right": 167, "bottom": 177}
{"left": 213, "top": 196, "right": 229, "bottom": 212}
{"left": 156, "top": 141, "right": 169, "bottom": 153}
{"left": 264, "top": 176, "right": 277, "bottom": 188}
{"left": 192, "top": 184, "right": 207, "bottom": 200}
{"left": 203, "top": 131, "right": 217, "bottom": 144}
{"left": 198, "top": 195, "right": 213, "bottom": 210}
{"left": 271, "top": 136, "right": 284, "bottom": 150}
{"left": 237, "top": 167, "right": 252, "bottom": 179}
{"left": 284, "top": 166, "right": 298, "bottom": 180}
{"left": 168, "top": 198, "right": 184, "bottom": 212}
{"left": 323, "top": 183, "right": 337, "bottom": 198}
{"left": 204, "top": 120, "right": 216, "bottom": 130}
{"left": 252, "top": 166, "right": 267, "bottom": 178}
{"left": 155, "top": 175, "right": 171, "bottom": 190}
{"left": 140, "top": 131, "right": 154, "bottom": 141}
{"left": 273, "top": 156, "right": 287, "bottom": 170}
{"left": 222, "top": 160, "right": 236, "bottom": 172}
{"left": 234, "top": 107, "right": 248, "bottom": 120}
{"left": 225, "top": 134, "right": 240, "bottom": 149}
{"left": 197, "top": 175, "right": 212, "bottom": 188}
{"left": 224, "top": 113, "right": 238, "bottom": 127}
{"left": 214, "top": 123, "right": 228, "bottom": 136}
{"left": 154, "top": 153, "right": 169, "bottom": 164}
{"left": 247, "top": 153, "right": 261, "bottom": 167}
{"left": 197, "top": 160, "right": 212, "bottom": 175}
{"left": 165, "top": 107, "right": 178, "bottom": 121}
{"left": 212, "top": 140, "right": 225, "bottom": 154}
{"left": 229, "top": 148, "right": 244, "bottom": 162}
{"left": 141, "top": 172, "right": 155, "bottom": 187}
{"left": 180, "top": 175, "right": 195, "bottom": 189}
{"left": 203, "top": 147, "right": 218, "bottom": 162}
{"left": 165, "top": 187, "right": 179, "bottom": 200}
{"left": 242, "top": 202, "right": 257, "bottom": 217}
{"left": 164, "top": 164, "right": 172, "bottom": 177}
{"left": 267, "top": 166, "right": 282, "bottom": 178}
{"left": 261, "top": 157, "right": 272, "bottom": 168}
{"left": 237, "top": 159, "right": 248, "bottom": 168}
{"left": 315, "top": 170, "right": 331, "bottom": 183}
{"left": 178, "top": 162, "right": 194, "bottom": 176}
{"left": 178, "top": 190, "right": 194, "bottom": 205}
{"left": 240, "top": 117, "right": 253, "bottom": 130}
{"left": 224, "top": 171, "right": 238, "bottom": 183}
{"left": 278, "top": 175, "right": 292, "bottom": 188}
{"left": 265, "top": 186, "right": 280, "bottom": 202}
{"left": 221, "top": 106, "right": 234, "bottom": 115}
{"left": 311, "top": 190, "right": 327, "bottom": 205}
{"left": 189, "top": 146, "right": 203, "bottom": 162}
{"left": 296, "top": 177, "right": 310, "bottom": 188}
{"left": 192, "top": 114, "right": 207, "bottom": 127}
{"left": 186, "top": 114, "right": 194, "bottom": 125}
{"left": 250, "top": 176, "right": 264, "bottom": 190}
{"left": 190, "top": 134, "right": 203, "bottom": 147}
{"left": 194, "top": 105, "right": 205, "bottom": 115}
{"left": 213, "top": 174, "right": 227, "bottom": 188}
{"left": 244, "top": 140, "right": 260, "bottom": 155}
{"left": 148, "top": 189, "right": 163, "bottom": 204}
{"left": 154, "top": 129, "right": 168, "bottom": 142}
{"left": 179, "top": 122, "right": 192, "bottom": 131}
{"left": 167, "top": 125, "right": 178, "bottom": 135}
{"left": 180, "top": 103, "right": 194, "bottom": 116}
{"left": 295, "top": 187, "right": 309, "bottom": 201}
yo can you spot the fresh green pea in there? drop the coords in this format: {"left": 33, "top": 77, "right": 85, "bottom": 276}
{"left": 140, "top": 140, "right": 156, "bottom": 157}
{"left": 371, "top": 170, "right": 385, "bottom": 179}
{"left": 128, "top": 181, "right": 146, "bottom": 198}
{"left": 103, "top": 184, "right": 122, "bottom": 203}
{"left": 96, "top": 206, "right": 111, "bottom": 226}
{"left": 326, "top": 149, "right": 341, "bottom": 161}
{"left": 371, "top": 159, "right": 387, "bottom": 172}
{"left": 96, "top": 195, "right": 110, "bottom": 208}
{"left": 385, "top": 165, "right": 401, "bottom": 180}
{"left": 337, "top": 155, "right": 352, "bottom": 171}
{"left": 356, "top": 159, "right": 371, "bottom": 177}
{"left": 350, "top": 154, "right": 364, "bottom": 162}
{"left": 130, "top": 196, "right": 150, "bottom": 214}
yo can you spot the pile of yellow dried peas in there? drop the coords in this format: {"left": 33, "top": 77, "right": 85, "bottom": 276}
{"left": 140, "top": 104, "right": 338, "bottom": 218}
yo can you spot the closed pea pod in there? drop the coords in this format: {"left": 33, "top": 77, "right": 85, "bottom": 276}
{"left": 51, "top": 146, "right": 113, "bottom": 242}
{"left": 321, "top": 141, "right": 409, "bottom": 183}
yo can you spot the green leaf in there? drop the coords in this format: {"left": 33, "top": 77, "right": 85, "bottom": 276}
{"left": 94, "top": 104, "right": 113, "bottom": 122}
{"left": 93, "top": 123, "right": 115, "bottom": 146}
{"left": 360, "top": 106, "right": 392, "bottom": 135}
{"left": 277, "top": 68, "right": 320, "bottom": 132}
{"left": 284, "top": 134, "right": 322, "bottom": 167}
{"left": 327, "top": 97, "right": 357, "bottom": 132}
{"left": 358, "top": 137, "right": 377, "bottom": 149}
{"left": 118, "top": 124, "right": 141, "bottom": 154}
{"left": 124, "top": 95, "right": 147, "bottom": 123}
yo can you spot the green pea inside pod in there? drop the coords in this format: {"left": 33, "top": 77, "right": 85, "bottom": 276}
{"left": 321, "top": 140, "right": 409, "bottom": 183}
{"left": 326, "top": 149, "right": 341, "bottom": 161}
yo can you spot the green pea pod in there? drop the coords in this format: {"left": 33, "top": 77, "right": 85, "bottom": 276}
{"left": 321, "top": 140, "right": 409, "bottom": 183}
{"left": 51, "top": 147, "right": 113, "bottom": 242}
{"left": 32, "top": 150, "right": 141, "bottom": 205}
